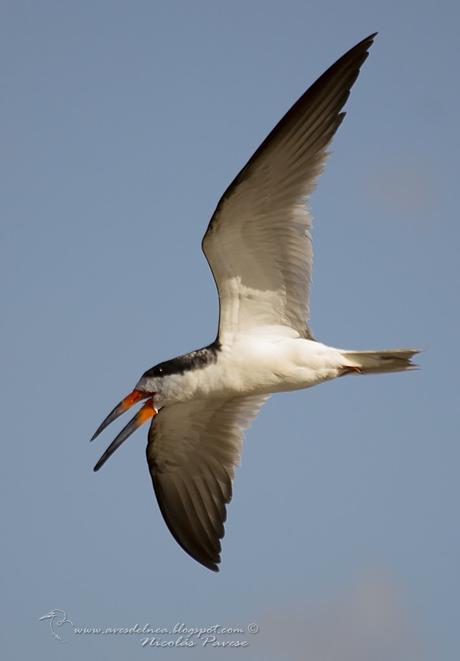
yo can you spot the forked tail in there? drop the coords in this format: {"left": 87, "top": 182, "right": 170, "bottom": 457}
{"left": 341, "top": 348, "right": 419, "bottom": 375}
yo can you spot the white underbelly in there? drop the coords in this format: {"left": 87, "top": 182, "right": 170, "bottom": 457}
{"left": 156, "top": 337, "right": 344, "bottom": 406}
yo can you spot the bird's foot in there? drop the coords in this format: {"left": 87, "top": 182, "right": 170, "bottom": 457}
{"left": 341, "top": 365, "right": 363, "bottom": 376}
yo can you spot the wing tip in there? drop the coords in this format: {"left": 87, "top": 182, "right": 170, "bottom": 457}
{"left": 364, "top": 31, "right": 378, "bottom": 42}
{"left": 149, "top": 466, "right": 226, "bottom": 572}
{"left": 203, "top": 559, "right": 221, "bottom": 573}
{"left": 356, "top": 32, "right": 378, "bottom": 51}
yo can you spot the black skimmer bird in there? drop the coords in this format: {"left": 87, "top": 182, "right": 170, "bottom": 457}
{"left": 91, "top": 33, "right": 418, "bottom": 571}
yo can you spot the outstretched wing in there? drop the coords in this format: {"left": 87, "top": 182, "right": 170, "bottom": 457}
{"left": 202, "top": 34, "right": 376, "bottom": 345}
{"left": 146, "top": 394, "right": 269, "bottom": 571}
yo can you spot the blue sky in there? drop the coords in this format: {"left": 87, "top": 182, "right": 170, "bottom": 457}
{"left": 2, "top": 1, "right": 459, "bottom": 659}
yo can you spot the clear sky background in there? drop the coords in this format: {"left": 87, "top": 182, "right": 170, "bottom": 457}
{"left": 1, "top": 1, "right": 459, "bottom": 659}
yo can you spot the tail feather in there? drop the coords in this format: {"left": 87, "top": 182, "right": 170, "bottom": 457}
{"left": 341, "top": 348, "right": 419, "bottom": 375}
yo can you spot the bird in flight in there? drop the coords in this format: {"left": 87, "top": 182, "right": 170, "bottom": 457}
{"left": 91, "top": 33, "right": 418, "bottom": 571}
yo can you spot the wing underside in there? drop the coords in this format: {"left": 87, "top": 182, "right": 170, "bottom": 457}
{"left": 146, "top": 395, "right": 269, "bottom": 570}
{"left": 202, "top": 34, "right": 377, "bottom": 345}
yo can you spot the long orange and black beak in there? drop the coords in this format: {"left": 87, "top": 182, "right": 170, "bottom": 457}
{"left": 93, "top": 398, "right": 156, "bottom": 471}
{"left": 90, "top": 389, "right": 150, "bottom": 441}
